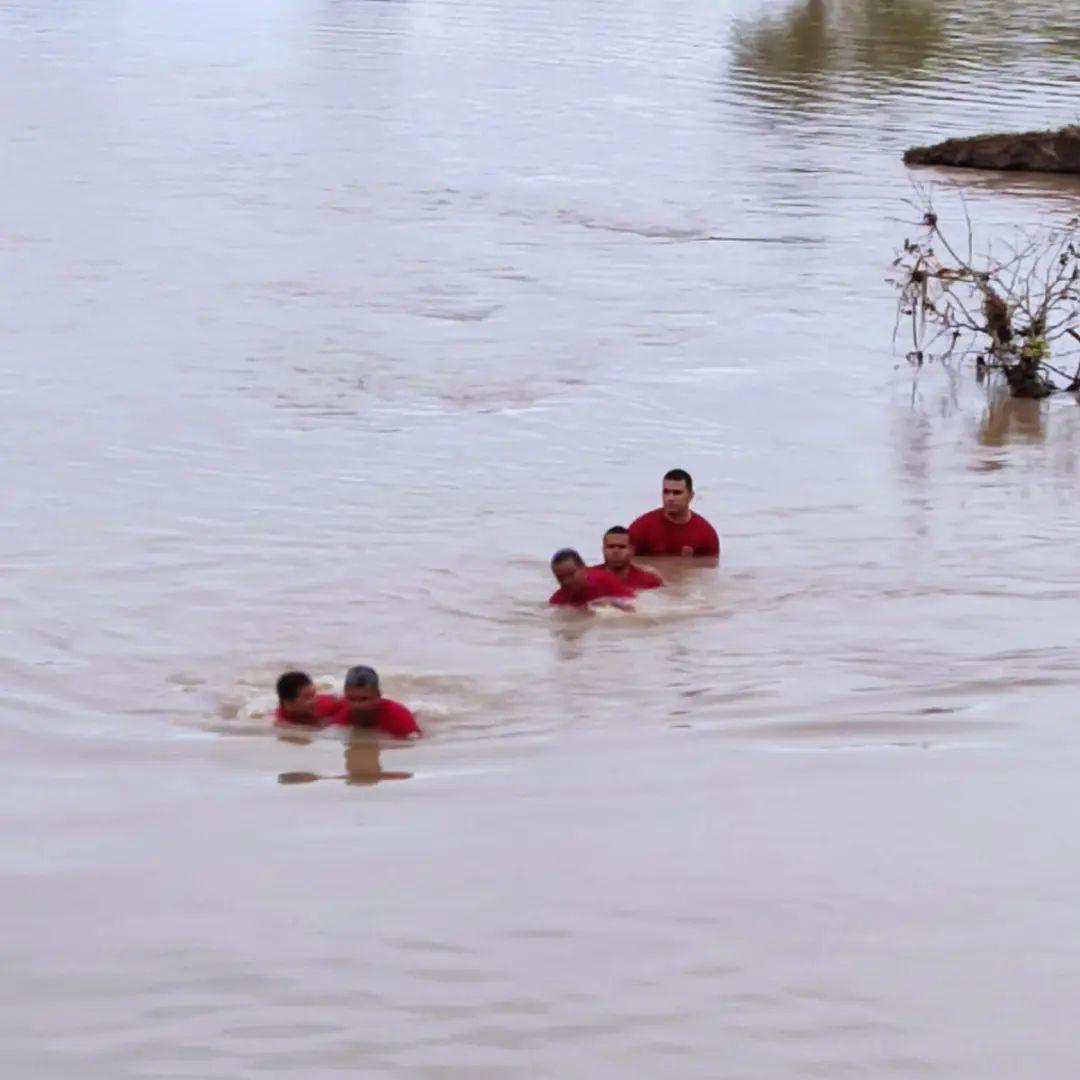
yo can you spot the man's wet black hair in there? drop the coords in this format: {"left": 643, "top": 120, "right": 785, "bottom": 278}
{"left": 551, "top": 548, "right": 586, "bottom": 568}
{"left": 276, "top": 670, "right": 313, "bottom": 704}
{"left": 604, "top": 526, "right": 630, "bottom": 537}
{"left": 663, "top": 468, "right": 694, "bottom": 492}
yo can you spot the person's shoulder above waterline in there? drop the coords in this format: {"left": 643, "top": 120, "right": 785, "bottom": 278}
{"left": 274, "top": 692, "right": 340, "bottom": 725}
{"left": 624, "top": 562, "right": 665, "bottom": 589}
{"left": 589, "top": 561, "right": 663, "bottom": 590}
{"left": 627, "top": 507, "right": 719, "bottom": 557}
{"left": 549, "top": 566, "right": 636, "bottom": 606}
{"left": 329, "top": 696, "right": 420, "bottom": 739}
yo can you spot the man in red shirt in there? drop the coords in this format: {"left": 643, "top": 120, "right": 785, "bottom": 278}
{"left": 548, "top": 548, "right": 637, "bottom": 608}
{"left": 628, "top": 469, "right": 720, "bottom": 557}
{"left": 274, "top": 671, "right": 341, "bottom": 727}
{"left": 330, "top": 666, "right": 422, "bottom": 740}
{"left": 592, "top": 526, "right": 664, "bottom": 589}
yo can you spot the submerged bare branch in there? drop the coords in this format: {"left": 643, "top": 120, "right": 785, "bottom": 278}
{"left": 891, "top": 189, "right": 1080, "bottom": 398}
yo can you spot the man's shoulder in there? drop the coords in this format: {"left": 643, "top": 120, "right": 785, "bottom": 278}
{"left": 379, "top": 698, "right": 421, "bottom": 737}
{"left": 628, "top": 564, "right": 664, "bottom": 588}
{"left": 586, "top": 567, "right": 635, "bottom": 596}
{"left": 585, "top": 566, "right": 622, "bottom": 584}
{"left": 628, "top": 508, "right": 663, "bottom": 530}
{"left": 690, "top": 512, "right": 720, "bottom": 540}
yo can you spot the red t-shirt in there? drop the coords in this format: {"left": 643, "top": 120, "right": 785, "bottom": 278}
{"left": 549, "top": 567, "right": 637, "bottom": 607}
{"left": 589, "top": 563, "right": 664, "bottom": 589}
{"left": 628, "top": 508, "right": 720, "bottom": 557}
{"left": 329, "top": 697, "right": 421, "bottom": 739}
{"left": 274, "top": 693, "right": 341, "bottom": 726}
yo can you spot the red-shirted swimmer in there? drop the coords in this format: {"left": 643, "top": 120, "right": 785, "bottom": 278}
{"left": 628, "top": 468, "right": 720, "bottom": 557}
{"left": 274, "top": 671, "right": 341, "bottom": 728}
{"left": 329, "top": 666, "right": 421, "bottom": 740}
{"left": 592, "top": 525, "right": 664, "bottom": 589}
{"left": 549, "top": 548, "right": 637, "bottom": 609}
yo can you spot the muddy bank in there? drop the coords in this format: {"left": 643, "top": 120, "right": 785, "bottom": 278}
{"left": 905, "top": 125, "right": 1080, "bottom": 174}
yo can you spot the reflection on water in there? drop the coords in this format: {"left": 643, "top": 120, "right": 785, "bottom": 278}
{"left": 730, "top": 0, "right": 1080, "bottom": 116}
{"left": 732, "top": 0, "right": 942, "bottom": 97}
{"left": 978, "top": 394, "right": 1046, "bottom": 448}
{"left": 278, "top": 739, "right": 413, "bottom": 787}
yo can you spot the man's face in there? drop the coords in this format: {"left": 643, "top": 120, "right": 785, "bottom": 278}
{"left": 345, "top": 684, "right": 381, "bottom": 719}
{"left": 552, "top": 558, "right": 588, "bottom": 596}
{"left": 286, "top": 682, "right": 318, "bottom": 719}
{"left": 662, "top": 478, "right": 692, "bottom": 519}
{"left": 602, "top": 533, "right": 632, "bottom": 571}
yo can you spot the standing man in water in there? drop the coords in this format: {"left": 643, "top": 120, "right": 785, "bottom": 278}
{"left": 593, "top": 526, "right": 664, "bottom": 589}
{"left": 628, "top": 469, "right": 720, "bottom": 557}
{"left": 548, "top": 548, "right": 636, "bottom": 608}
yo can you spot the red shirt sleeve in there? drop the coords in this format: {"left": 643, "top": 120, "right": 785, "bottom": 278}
{"left": 693, "top": 516, "right": 720, "bottom": 556}
{"left": 633, "top": 566, "right": 665, "bottom": 589}
{"left": 377, "top": 699, "right": 421, "bottom": 739}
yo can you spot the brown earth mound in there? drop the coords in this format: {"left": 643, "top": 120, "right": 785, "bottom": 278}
{"left": 904, "top": 125, "right": 1080, "bottom": 174}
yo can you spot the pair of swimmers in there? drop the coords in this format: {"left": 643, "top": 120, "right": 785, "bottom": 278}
{"left": 549, "top": 468, "right": 720, "bottom": 607}
{"left": 274, "top": 666, "right": 421, "bottom": 739}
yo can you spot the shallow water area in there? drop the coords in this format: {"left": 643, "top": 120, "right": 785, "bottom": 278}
{"left": 4, "top": 0, "right": 1080, "bottom": 1076}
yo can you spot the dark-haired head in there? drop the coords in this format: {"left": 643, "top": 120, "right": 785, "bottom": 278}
{"left": 550, "top": 548, "right": 585, "bottom": 569}
{"left": 550, "top": 548, "right": 588, "bottom": 594}
{"left": 276, "top": 670, "right": 313, "bottom": 704}
{"left": 602, "top": 526, "right": 632, "bottom": 572}
{"left": 663, "top": 468, "right": 693, "bottom": 492}
{"left": 661, "top": 469, "right": 695, "bottom": 522}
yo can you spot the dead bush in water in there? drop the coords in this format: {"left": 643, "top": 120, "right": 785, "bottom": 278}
{"left": 890, "top": 191, "right": 1080, "bottom": 398}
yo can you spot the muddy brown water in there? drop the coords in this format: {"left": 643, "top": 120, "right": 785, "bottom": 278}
{"left": 3, "top": 1, "right": 1080, "bottom": 1077}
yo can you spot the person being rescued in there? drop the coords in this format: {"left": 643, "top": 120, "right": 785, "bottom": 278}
{"left": 548, "top": 547, "right": 636, "bottom": 609}
{"left": 334, "top": 665, "right": 421, "bottom": 740}
{"left": 273, "top": 667, "right": 421, "bottom": 739}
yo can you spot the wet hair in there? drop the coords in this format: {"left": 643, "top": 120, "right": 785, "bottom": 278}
{"left": 344, "top": 665, "right": 381, "bottom": 694}
{"left": 663, "top": 468, "right": 694, "bottom": 492}
{"left": 276, "top": 670, "right": 313, "bottom": 704}
{"left": 550, "top": 548, "right": 585, "bottom": 569}
{"left": 604, "top": 526, "right": 630, "bottom": 538}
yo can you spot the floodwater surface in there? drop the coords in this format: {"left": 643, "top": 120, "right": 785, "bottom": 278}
{"left": 3, "top": 1, "right": 1080, "bottom": 1077}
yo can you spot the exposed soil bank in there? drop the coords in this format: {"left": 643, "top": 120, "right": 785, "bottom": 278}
{"left": 905, "top": 125, "right": 1080, "bottom": 173}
